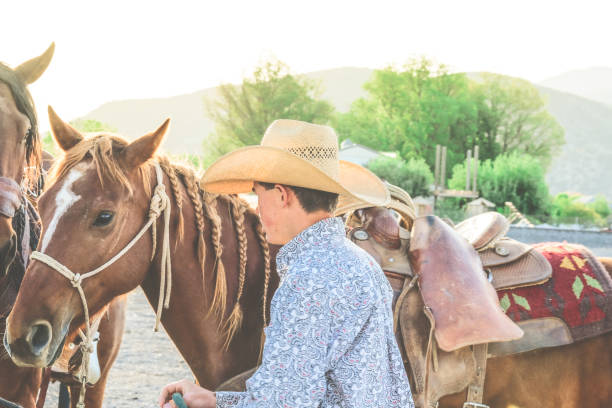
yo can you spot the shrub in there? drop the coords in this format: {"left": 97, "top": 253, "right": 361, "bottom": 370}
{"left": 367, "top": 156, "right": 433, "bottom": 198}
{"left": 449, "top": 152, "right": 549, "bottom": 216}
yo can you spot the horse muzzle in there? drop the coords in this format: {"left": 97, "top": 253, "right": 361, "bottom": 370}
{"left": 4, "top": 319, "right": 67, "bottom": 368}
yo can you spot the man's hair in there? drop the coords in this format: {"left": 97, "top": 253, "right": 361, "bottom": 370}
{"left": 258, "top": 182, "right": 339, "bottom": 213}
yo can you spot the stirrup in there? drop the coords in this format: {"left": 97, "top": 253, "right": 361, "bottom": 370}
{"left": 463, "top": 403, "right": 489, "bottom": 408}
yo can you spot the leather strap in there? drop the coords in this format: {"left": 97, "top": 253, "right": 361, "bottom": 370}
{"left": 464, "top": 343, "right": 489, "bottom": 408}
{"left": 0, "top": 177, "right": 21, "bottom": 218}
{"left": 423, "top": 306, "right": 437, "bottom": 408}
{"left": 36, "top": 368, "right": 52, "bottom": 408}
{"left": 0, "top": 397, "right": 22, "bottom": 408}
{"left": 20, "top": 199, "right": 30, "bottom": 267}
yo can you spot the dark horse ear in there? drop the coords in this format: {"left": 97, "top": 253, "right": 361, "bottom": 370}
{"left": 48, "top": 106, "right": 83, "bottom": 151}
{"left": 120, "top": 119, "right": 170, "bottom": 170}
{"left": 15, "top": 42, "right": 55, "bottom": 85}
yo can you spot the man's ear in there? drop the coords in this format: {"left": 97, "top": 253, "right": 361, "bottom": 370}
{"left": 275, "top": 184, "right": 293, "bottom": 208}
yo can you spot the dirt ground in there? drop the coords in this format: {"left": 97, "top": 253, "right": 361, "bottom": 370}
{"left": 44, "top": 288, "right": 192, "bottom": 407}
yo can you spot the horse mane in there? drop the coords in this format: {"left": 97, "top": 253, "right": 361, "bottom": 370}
{"left": 47, "top": 133, "right": 271, "bottom": 347}
{"left": 0, "top": 201, "right": 40, "bottom": 325}
{"left": 0, "top": 63, "right": 42, "bottom": 189}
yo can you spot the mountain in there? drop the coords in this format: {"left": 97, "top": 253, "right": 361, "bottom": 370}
{"left": 81, "top": 88, "right": 219, "bottom": 155}
{"left": 536, "top": 86, "right": 612, "bottom": 199}
{"left": 306, "top": 67, "right": 372, "bottom": 112}
{"left": 539, "top": 67, "right": 612, "bottom": 107}
{"left": 79, "top": 67, "right": 612, "bottom": 200}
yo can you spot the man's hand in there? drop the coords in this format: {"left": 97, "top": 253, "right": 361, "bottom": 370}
{"left": 159, "top": 379, "right": 216, "bottom": 408}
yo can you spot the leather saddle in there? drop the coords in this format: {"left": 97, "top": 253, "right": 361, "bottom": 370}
{"left": 347, "top": 208, "right": 568, "bottom": 407}
{"left": 455, "top": 212, "right": 552, "bottom": 290}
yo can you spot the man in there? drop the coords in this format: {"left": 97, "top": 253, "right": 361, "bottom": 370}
{"left": 159, "top": 119, "right": 414, "bottom": 407}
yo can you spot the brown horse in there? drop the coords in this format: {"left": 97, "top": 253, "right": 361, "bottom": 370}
{"left": 6, "top": 109, "right": 277, "bottom": 390}
{"left": 353, "top": 208, "right": 612, "bottom": 408}
{"left": 439, "top": 270, "right": 612, "bottom": 407}
{"left": 0, "top": 45, "right": 126, "bottom": 408}
{"left": 0, "top": 42, "right": 51, "bottom": 408}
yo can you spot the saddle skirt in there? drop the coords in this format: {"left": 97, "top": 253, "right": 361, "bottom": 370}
{"left": 409, "top": 215, "right": 523, "bottom": 351}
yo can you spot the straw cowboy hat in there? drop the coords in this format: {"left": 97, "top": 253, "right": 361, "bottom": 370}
{"left": 201, "top": 119, "right": 390, "bottom": 207}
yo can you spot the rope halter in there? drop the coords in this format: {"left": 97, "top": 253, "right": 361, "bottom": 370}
{"left": 29, "top": 162, "right": 172, "bottom": 408}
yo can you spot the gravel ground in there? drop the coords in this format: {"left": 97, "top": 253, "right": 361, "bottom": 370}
{"left": 44, "top": 288, "right": 192, "bottom": 408}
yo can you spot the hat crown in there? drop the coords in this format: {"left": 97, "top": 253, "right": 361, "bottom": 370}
{"left": 261, "top": 119, "right": 339, "bottom": 179}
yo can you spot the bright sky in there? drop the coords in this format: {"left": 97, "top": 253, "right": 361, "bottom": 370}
{"left": 3, "top": 0, "right": 611, "bottom": 130}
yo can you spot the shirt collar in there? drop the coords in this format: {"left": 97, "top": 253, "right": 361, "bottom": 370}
{"left": 276, "top": 217, "right": 345, "bottom": 280}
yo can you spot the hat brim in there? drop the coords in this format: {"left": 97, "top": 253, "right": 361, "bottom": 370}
{"left": 201, "top": 145, "right": 389, "bottom": 207}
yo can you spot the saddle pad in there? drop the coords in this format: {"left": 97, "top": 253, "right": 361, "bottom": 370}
{"left": 497, "top": 243, "right": 612, "bottom": 341}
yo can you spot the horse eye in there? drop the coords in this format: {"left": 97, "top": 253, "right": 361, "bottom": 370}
{"left": 24, "top": 127, "right": 32, "bottom": 142}
{"left": 93, "top": 211, "right": 114, "bottom": 227}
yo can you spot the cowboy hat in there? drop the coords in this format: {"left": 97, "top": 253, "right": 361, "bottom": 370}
{"left": 201, "top": 119, "right": 389, "bottom": 206}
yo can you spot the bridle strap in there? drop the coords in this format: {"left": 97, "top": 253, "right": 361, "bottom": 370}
{"left": 29, "top": 162, "right": 172, "bottom": 407}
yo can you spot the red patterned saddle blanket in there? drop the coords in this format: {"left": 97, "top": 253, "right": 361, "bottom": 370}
{"left": 497, "top": 242, "right": 612, "bottom": 342}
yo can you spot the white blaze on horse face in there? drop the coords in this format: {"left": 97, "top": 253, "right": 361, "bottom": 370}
{"left": 40, "top": 165, "right": 87, "bottom": 252}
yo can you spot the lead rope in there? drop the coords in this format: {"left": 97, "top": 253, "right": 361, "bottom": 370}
{"left": 30, "top": 163, "right": 172, "bottom": 407}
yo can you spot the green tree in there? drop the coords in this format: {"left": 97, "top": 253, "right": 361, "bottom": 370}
{"left": 473, "top": 73, "right": 565, "bottom": 168}
{"left": 335, "top": 59, "right": 565, "bottom": 177}
{"left": 335, "top": 58, "right": 478, "bottom": 176}
{"left": 42, "top": 119, "right": 117, "bottom": 156}
{"left": 590, "top": 195, "right": 611, "bottom": 219}
{"left": 550, "top": 193, "right": 606, "bottom": 226}
{"left": 367, "top": 156, "right": 433, "bottom": 197}
{"left": 204, "top": 59, "right": 335, "bottom": 166}
{"left": 449, "top": 152, "right": 550, "bottom": 215}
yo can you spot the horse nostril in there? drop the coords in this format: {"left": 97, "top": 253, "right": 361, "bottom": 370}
{"left": 27, "top": 321, "right": 52, "bottom": 356}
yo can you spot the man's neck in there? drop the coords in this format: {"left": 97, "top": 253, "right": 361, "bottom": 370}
{"left": 280, "top": 211, "right": 333, "bottom": 245}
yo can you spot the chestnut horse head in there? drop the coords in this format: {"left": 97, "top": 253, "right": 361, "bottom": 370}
{"left": 6, "top": 107, "right": 171, "bottom": 367}
{"left": 6, "top": 109, "right": 273, "bottom": 388}
{"left": 0, "top": 44, "right": 52, "bottom": 273}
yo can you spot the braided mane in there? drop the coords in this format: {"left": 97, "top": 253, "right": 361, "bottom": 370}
{"left": 47, "top": 133, "right": 271, "bottom": 346}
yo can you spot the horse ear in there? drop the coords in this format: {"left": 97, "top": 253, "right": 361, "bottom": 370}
{"left": 120, "top": 119, "right": 170, "bottom": 170}
{"left": 48, "top": 106, "right": 83, "bottom": 151}
{"left": 15, "top": 43, "right": 55, "bottom": 85}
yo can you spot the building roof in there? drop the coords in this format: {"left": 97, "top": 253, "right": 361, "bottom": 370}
{"left": 339, "top": 139, "right": 398, "bottom": 159}
{"left": 467, "top": 197, "right": 495, "bottom": 207}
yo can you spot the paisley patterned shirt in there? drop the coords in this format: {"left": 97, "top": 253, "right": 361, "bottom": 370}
{"left": 216, "top": 217, "right": 414, "bottom": 407}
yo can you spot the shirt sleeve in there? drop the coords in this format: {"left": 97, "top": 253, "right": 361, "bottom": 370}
{"left": 216, "top": 271, "right": 333, "bottom": 407}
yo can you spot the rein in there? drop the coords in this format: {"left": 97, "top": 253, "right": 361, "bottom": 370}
{"left": 29, "top": 162, "right": 173, "bottom": 408}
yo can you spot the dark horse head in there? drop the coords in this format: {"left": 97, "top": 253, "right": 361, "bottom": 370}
{"left": 0, "top": 44, "right": 53, "bottom": 276}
